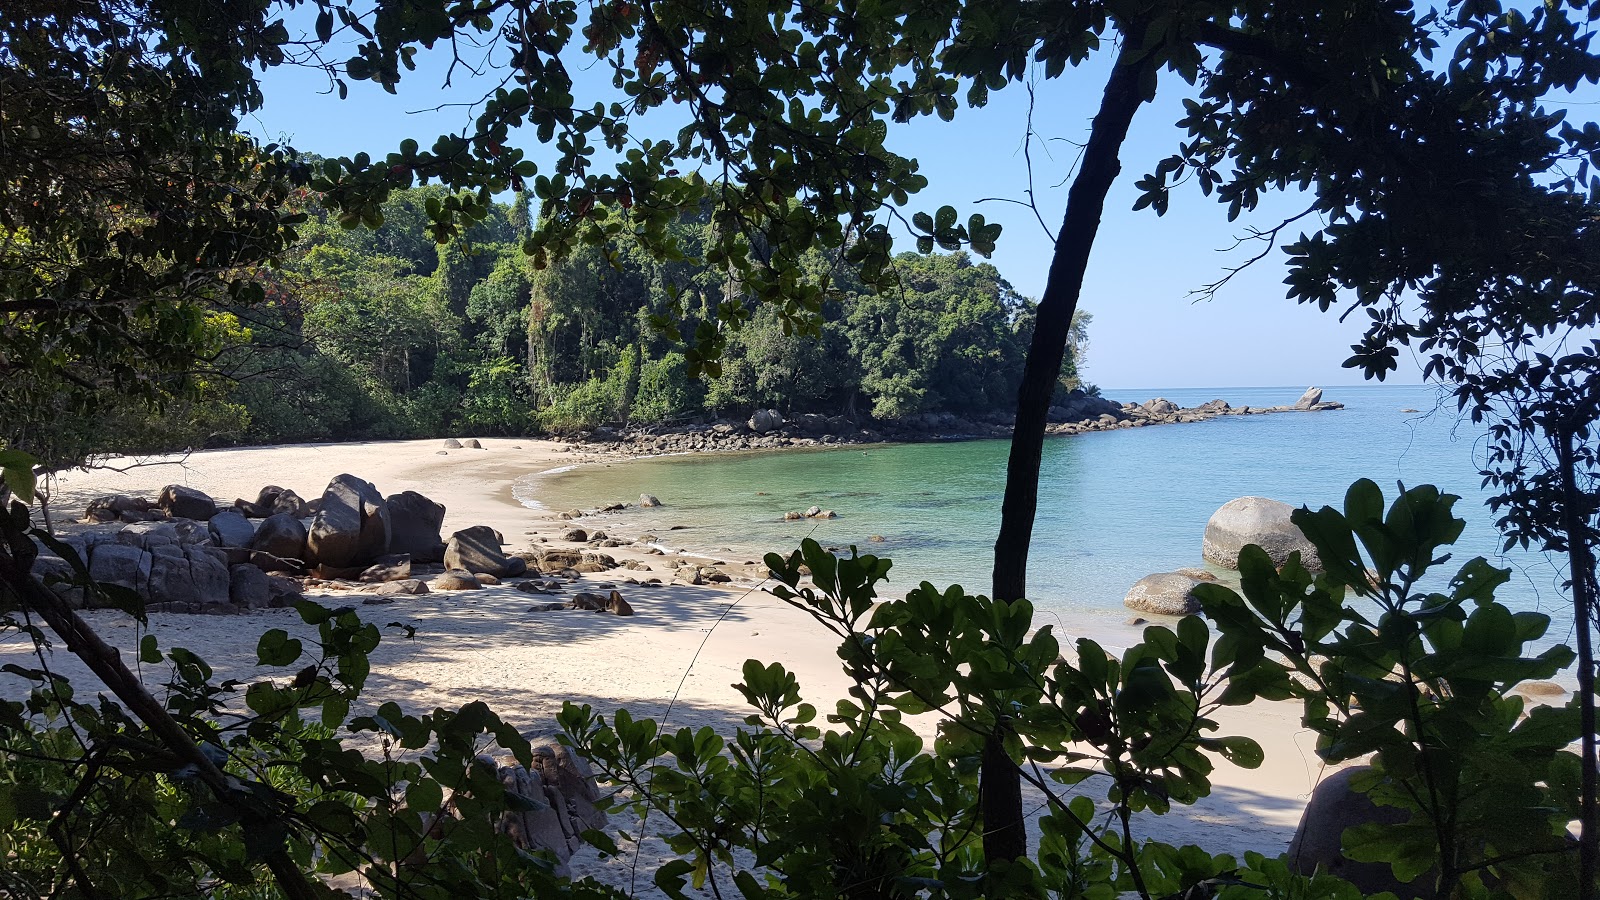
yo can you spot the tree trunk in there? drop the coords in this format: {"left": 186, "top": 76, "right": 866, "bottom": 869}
{"left": 1557, "top": 426, "right": 1598, "bottom": 900}
{"left": 981, "top": 35, "right": 1159, "bottom": 864}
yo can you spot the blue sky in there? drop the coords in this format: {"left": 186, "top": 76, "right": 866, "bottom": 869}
{"left": 249, "top": 34, "right": 1433, "bottom": 391}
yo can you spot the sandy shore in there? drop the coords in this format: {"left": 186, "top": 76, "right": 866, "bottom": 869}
{"left": 8, "top": 437, "right": 1335, "bottom": 893}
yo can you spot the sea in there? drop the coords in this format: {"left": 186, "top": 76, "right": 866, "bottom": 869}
{"left": 514, "top": 384, "right": 1580, "bottom": 656}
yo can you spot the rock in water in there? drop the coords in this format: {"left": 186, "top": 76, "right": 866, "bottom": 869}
{"left": 387, "top": 490, "right": 447, "bottom": 562}
{"left": 1122, "top": 573, "right": 1204, "bottom": 616}
{"left": 158, "top": 484, "right": 218, "bottom": 521}
{"left": 638, "top": 493, "right": 662, "bottom": 508}
{"left": 306, "top": 474, "right": 390, "bottom": 568}
{"left": 444, "top": 525, "right": 515, "bottom": 576}
{"left": 207, "top": 510, "right": 255, "bottom": 548}
{"left": 1203, "top": 496, "right": 1321, "bottom": 571}
{"left": 250, "top": 513, "right": 307, "bottom": 561}
{"left": 1294, "top": 386, "right": 1323, "bottom": 410}
{"left": 1142, "top": 397, "right": 1179, "bottom": 416}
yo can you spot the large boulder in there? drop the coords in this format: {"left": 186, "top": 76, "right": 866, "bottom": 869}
{"left": 638, "top": 493, "right": 662, "bottom": 508}
{"left": 1294, "top": 386, "right": 1324, "bottom": 410}
{"left": 387, "top": 491, "right": 447, "bottom": 562}
{"left": 488, "top": 741, "right": 607, "bottom": 877}
{"left": 748, "top": 408, "right": 785, "bottom": 434}
{"left": 229, "top": 564, "right": 271, "bottom": 609}
{"left": 444, "top": 525, "right": 522, "bottom": 577}
{"left": 250, "top": 513, "right": 308, "bottom": 561}
{"left": 116, "top": 521, "right": 180, "bottom": 551}
{"left": 306, "top": 475, "right": 389, "bottom": 568}
{"left": 158, "top": 484, "right": 218, "bottom": 521}
{"left": 207, "top": 510, "right": 255, "bottom": 548}
{"left": 84, "top": 495, "right": 152, "bottom": 523}
{"left": 1141, "top": 397, "right": 1179, "bottom": 417}
{"left": 88, "top": 543, "right": 151, "bottom": 592}
{"left": 271, "top": 488, "right": 309, "bottom": 518}
{"left": 1123, "top": 573, "right": 1204, "bottom": 616}
{"left": 146, "top": 544, "right": 231, "bottom": 608}
{"left": 1288, "top": 767, "right": 1431, "bottom": 898}
{"left": 1202, "top": 496, "right": 1321, "bottom": 570}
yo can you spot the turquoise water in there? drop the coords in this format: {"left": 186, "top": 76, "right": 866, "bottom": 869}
{"left": 516, "top": 385, "right": 1577, "bottom": 645}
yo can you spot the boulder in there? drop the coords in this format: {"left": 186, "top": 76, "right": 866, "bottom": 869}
{"left": 360, "top": 554, "right": 412, "bottom": 583}
{"left": 1202, "top": 496, "right": 1321, "bottom": 571}
{"left": 638, "top": 493, "right": 662, "bottom": 508}
{"left": 234, "top": 485, "right": 289, "bottom": 518}
{"left": 271, "top": 488, "right": 309, "bottom": 518}
{"left": 492, "top": 764, "right": 576, "bottom": 877}
{"left": 207, "top": 510, "right": 255, "bottom": 548}
{"left": 748, "top": 408, "right": 785, "bottom": 434}
{"left": 443, "top": 438, "right": 463, "bottom": 449}
{"left": 1142, "top": 398, "right": 1179, "bottom": 416}
{"left": 386, "top": 491, "right": 447, "bottom": 562}
{"left": 224, "top": 547, "right": 304, "bottom": 574}
{"left": 249, "top": 513, "right": 308, "bottom": 561}
{"left": 537, "top": 549, "right": 584, "bottom": 569}
{"left": 362, "top": 578, "right": 430, "bottom": 597}
{"left": 528, "top": 741, "right": 607, "bottom": 833}
{"left": 1288, "top": 767, "right": 1430, "bottom": 898}
{"left": 229, "top": 564, "right": 271, "bottom": 609}
{"left": 85, "top": 495, "right": 151, "bottom": 523}
{"left": 560, "top": 528, "right": 588, "bottom": 542}
{"left": 444, "top": 525, "right": 515, "bottom": 577}
{"left": 88, "top": 543, "right": 151, "bottom": 592}
{"left": 1294, "top": 386, "right": 1324, "bottom": 410}
{"left": 116, "top": 521, "right": 180, "bottom": 550}
{"left": 432, "top": 570, "right": 482, "bottom": 591}
{"left": 803, "top": 505, "right": 822, "bottom": 517}
{"left": 306, "top": 474, "right": 389, "bottom": 568}
{"left": 1123, "top": 573, "right": 1204, "bottom": 616}
{"left": 158, "top": 484, "right": 218, "bottom": 521}
{"left": 463, "top": 438, "right": 483, "bottom": 449}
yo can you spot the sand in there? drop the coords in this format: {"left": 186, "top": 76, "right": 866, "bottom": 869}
{"left": 6, "top": 437, "right": 1339, "bottom": 893}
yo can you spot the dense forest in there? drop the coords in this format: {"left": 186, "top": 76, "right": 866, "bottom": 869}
{"left": 15, "top": 186, "right": 1086, "bottom": 465}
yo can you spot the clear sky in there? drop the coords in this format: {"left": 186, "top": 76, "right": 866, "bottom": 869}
{"left": 248, "top": 32, "right": 1441, "bottom": 391}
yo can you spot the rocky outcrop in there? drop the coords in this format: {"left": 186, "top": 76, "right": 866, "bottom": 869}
{"left": 1202, "top": 496, "right": 1321, "bottom": 571}
{"left": 386, "top": 491, "right": 447, "bottom": 562}
{"left": 158, "top": 484, "right": 218, "bottom": 521}
{"left": 1294, "top": 386, "right": 1324, "bottom": 410}
{"left": 1122, "top": 573, "right": 1204, "bottom": 616}
{"left": 305, "top": 474, "right": 389, "bottom": 568}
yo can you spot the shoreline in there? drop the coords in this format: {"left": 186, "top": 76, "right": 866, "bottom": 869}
{"left": 14, "top": 434, "right": 1342, "bottom": 891}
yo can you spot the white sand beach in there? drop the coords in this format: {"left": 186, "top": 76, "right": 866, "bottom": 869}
{"left": 6, "top": 438, "right": 1340, "bottom": 893}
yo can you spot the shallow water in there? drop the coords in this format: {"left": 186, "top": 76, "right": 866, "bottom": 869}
{"left": 516, "top": 384, "right": 1577, "bottom": 647}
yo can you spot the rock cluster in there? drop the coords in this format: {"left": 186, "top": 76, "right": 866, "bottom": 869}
{"left": 43, "top": 475, "right": 458, "bottom": 614}
{"left": 487, "top": 742, "right": 607, "bottom": 877}
{"left": 566, "top": 389, "right": 1343, "bottom": 456}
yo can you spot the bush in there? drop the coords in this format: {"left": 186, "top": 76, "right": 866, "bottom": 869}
{"left": 632, "top": 353, "right": 694, "bottom": 424}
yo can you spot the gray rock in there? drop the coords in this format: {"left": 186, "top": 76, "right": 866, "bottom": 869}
{"left": 249, "top": 513, "right": 307, "bottom": 561}
{"left": 748, "top": 408, "right": 785, "bottom": 434}
{"left": 207, "top": 510, "right": 255, "bottom": 548}
{"left": 229, "top": 564, "right": 271, "bottom": 608}
{"left": 387, "top": 490, "right": 447, "bottom": 562}
{"left": 463, "top": 438, "right": 483, "bottom": 449}
{"left": 638, "top": 493, "right": 662, "bottom": 508}
{"left": 560, "top": 528, "right": 588, "bottom": 542}
{"left": 493, "top": 764, "right": 573, "bottom": 877}
{"left": 89, "top": 543, "right": 150, "bottom": 592}
{"left": 432, "top": 570, "right": 482, "bottom": 591}
{"left": 158, "top": 484, "right": 218, "bottom": 521}
{"left": 362, "top": 578, "right": 429, "bottom": 597}
{"left": 1294, "top": 386, "right": 1324, "bottom": 410}
{"left": 445, "top": 525, "right": 515, "bottom": 576}
{"left": 443, "top": 438, "right": 463, "bottom": 449}
{"left": 116, "top": 521, "right": 179, "bottom": 550}
{"left": 1142, "top": 398, "right": 1179, "bottom": 416}
{"left": 271, "top": 488, "right": 309, "bottom": 518}
{"left": 147, "top": 555, "right": 200, "bottom": 606}
{"left": 1288, "top": 767, "right": 1429, "bottom": 898}
{"left": 359, "top": 554, "right": 412, "bottom": 583}
{"left": 85, "top": 495, "right": 151, "bottom": 523}
{"left": 1202, "top": 496, "right": 1321, "bottom": 571}
{"left": 306, "top": 474, "right": 389, "bottom": 568}
{"left": 185, "top": 545, "right": 231, "bottom": 607}
{"left": 1123, "top": 573, "right": 1204, "bottom": 616}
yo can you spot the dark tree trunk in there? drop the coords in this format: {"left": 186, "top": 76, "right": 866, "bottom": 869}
{"left": 981, "top": 37, "right": 1159, "bottom": 864}
{"left": 1557, "top": 426, "right": 1598, "bottom": 900}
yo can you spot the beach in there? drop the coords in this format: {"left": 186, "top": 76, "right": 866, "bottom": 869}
{"left": 11, "top": 437, "right": 1339, "bottom": 893}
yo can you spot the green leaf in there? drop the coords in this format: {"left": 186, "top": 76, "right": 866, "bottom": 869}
{"left": 256, "top": 628, "right": 303, "bottom": 667}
